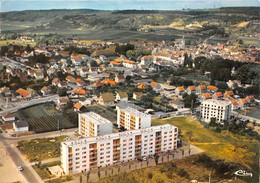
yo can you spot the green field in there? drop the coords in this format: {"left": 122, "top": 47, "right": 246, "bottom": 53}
{"left": 17, "top": 136, "right": 68, "bottom": 162}
{"left": 15, "top": 103, "right": 77, "bottom": 133}
{"left": 152, "top": 116, "right": 259, "bottom": 182}
{"left": 0, "top": 39, "right": 36, "bottom": 46}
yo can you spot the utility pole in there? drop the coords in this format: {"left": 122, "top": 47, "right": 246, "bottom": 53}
{"left": 209, "top": 173, "right": 211, "bottom": 183}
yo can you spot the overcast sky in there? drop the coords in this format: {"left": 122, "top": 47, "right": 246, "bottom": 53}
{"left": 1, "top": 0, "right": 259, "bottom": 12}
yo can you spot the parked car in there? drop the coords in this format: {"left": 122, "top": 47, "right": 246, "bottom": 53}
{"left": 18, "top": 166, "right": 24, "bottom": 171}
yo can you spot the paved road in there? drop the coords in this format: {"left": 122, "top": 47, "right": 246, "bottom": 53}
{"left": 231, "top": 111, "right": 260, "bottom": 124}
{"left": 0, "top": 135, "right": 43, "bottom": 183}
{"left": 0, "top": 128, "right": 77, "bottom": 183}
{"left": 0, "top": 94, "right": 59, "bottom": 116}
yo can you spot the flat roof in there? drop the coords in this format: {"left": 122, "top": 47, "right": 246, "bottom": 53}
{"left": 80, "top": 112, "right": 112, "bottom": 125}
{"left": 202, "top": 99, "right": 231, "bottom": 106}
{"left": 121, "top": 107, "right": 150, "bottom": 118}
{"left": 62, "top": 124, "right": 177, "bottom": 146}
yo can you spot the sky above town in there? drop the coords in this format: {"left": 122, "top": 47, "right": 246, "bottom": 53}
{"left": 1, "top": 0, "right": 259, "bottom": 12}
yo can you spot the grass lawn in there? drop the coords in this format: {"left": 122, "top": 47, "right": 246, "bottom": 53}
{"left": 33, "top": 161, "right": 73, "bottom": 182}
{"left": 98, "top": 155, "right": 222, "bottom": 183}
{"left": 17, "top": 136, "right": 68, "bottom": 162}
{"left": 152, "top": 116, "right": 259, "bottom": 181}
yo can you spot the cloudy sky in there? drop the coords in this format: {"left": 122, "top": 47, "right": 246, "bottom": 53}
{"left": 1, "top": 0, "right": 259, "bottom": 12}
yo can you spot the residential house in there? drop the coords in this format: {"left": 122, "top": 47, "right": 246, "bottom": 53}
{"left": 169, "top": 99, "right": 184, "bottom": 109}
{"left": 133, "top": 92, "right": 144, "bottom": 100}
{"left": 89, "top": 67, "right": 98, "bottom": 75}
{"left": 116, "top": 92, "right": 128, "bottom": 101}
{"left": 27, "top": 69, "right": 35, "bottom": 77}
{"left": 52, "top": 78, "right": 60, "bottom": 86}
{"left": 150, "top": 82, "right": 162, "bottom": 92}
{"left": 16, "top": 88, "right": 31, "bottom": 100}
{"left": 101, "top": 79, "right": 117, "bottom": 86}
{"left": 175, "top": 86, "right": 185, "bottom": 96}
{"left": 1, "top": 87, "right": 11, "bottom": 96}
{"left": 213, "top": 92, "right": 223, "bottom": 100}
{"left": 99, "top": 93, "right": 115, "bottom": 105}
{"left": 80, "top": 67, "right": 89, "bottom": 77}
{"left": 2, "top": 112, "right": 15, "bottom": 122}
{"left": 71, "top": 55, "right": 82, "bottom": 66}
{"left": 74, "top": 102, "right": 83, "bottom": 112}
{"left": 138, "top": 83, "right": 147, "bottom": 90}
{"left": 57, "top": 96, "right": 69, "bottom": 109}
{"left": 79, "top": 98, "right": 92, "bottom": 106}
{"left": 92, "top": 81, "right": 103, "bottom": 88}
{"left": 225, "top": 90, "right": 235, "bottom": 98}
{"left": 140, "top": 55, "right": 154, "bottom": 67}
{"left": 231, "top": 100, "right": 240, "bottom": 110}
{"left": 41, "top": 86, "right": 49, "bottom": 96}
{"left": 207, "top": 85, "right": 218, "bottom": 93}
{"left": 34, "top": 71, "right": 44, "bottom": 80}
{"left": 58, "top": 81, "right": 67, "bottom": 88}
{"left": 186, "top": 86, "right": 196, "bottom": 94}
{"left": 13, "top": 120, "right": 29, "bottom": 132}
{"left": 47, "top": 67, "right": 56, "bottom": 75}
{"left": 196, "top": 85, "right": 207, "bottom": 94}
{"left": 66, "top": 75, "right": 75, "bottom": 83}
{"left": 73, "top": 88, "right": 87, "bottom": 96}
{"left": 115, "top": 75, "right": 125, "bottom": 83}
{"left": 246, "top": 96, "right": 255, "bottom": 104}
{"left": 122, "top": 59, "right": 138, "bottom": 69}
{"left": 239, "top": 98, "right": 250, "bottom": 108}
{"left": 88, "top": 73, "right": 109, "bottom": 82}
{"left": 203, "top": 93, "right": 212, "bottom": 100}
{"left": 75, "top": 78, "right": 86, "bottom": 87}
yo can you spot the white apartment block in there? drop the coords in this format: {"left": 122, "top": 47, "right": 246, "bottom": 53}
{"left": 200, "top": 99, "right": 232, "bottom": 123}
{"left": 117, "top": 107, "right": 151, "bottom": 130}
{"left": 79, "top": 112, "right": 113, "bottom": 137}
{"left": 61, "top": 124, "right": 178, "bottom": 174}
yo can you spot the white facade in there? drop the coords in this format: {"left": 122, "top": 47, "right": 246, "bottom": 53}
{"left": 200, "top": 99, "right": 232, "bottom": 123}
{"left": 61, "top": 124, "right": 178, "bottom": 174}
{"left": 117, "top": 107, "right": 151, "bottom": 130}
{"left": 79, "top": 112, "right": 113, "bottom": 137}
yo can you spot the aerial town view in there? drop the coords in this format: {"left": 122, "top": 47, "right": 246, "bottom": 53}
{"left": 0, "top": 0, "right": 259, "bottom": 183}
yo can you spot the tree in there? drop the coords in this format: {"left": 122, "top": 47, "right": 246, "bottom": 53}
{"left": 186, "top": 131, "right": 193, "bottom": 141}
{"left": 58, "top": 88, "right": 67, "bottom": 96}
{"left": 183, "top": 93, "right": 198, "bottom": 108}
{"left": 98, "top": 169, "right": 101, "bottom": 179}
{"left": 90, "top": 60, "right": 98, "bottom": 67}
{"left": 86, "top": 171, "right": 90, "bottom": 183}
{"left": 209, "top": 118, "right": 217, "bottom": 127}
{"left": 80, "top": 175, "right": 82, "bottom": 183}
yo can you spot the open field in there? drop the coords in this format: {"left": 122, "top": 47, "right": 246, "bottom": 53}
{"left": 0, "top": 39, "right": 36, "bottom": 46}
{"left": 17, "top": 135, "right": 68, "bottom": 162}
{"left": 98, "top": 154, "right": 238, "bottom": 183}
{"left": 15, "top": 103, "right": 77, "bottom": 133}
{"left": 152, "top": 116, "right": 259, "bottom": 182}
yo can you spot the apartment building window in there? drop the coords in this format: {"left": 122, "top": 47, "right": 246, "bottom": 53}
{"left": 76, "top": 157, "right": 80, "bottom": 160}
{"left": 107, "top": 155, "right": 110, "bottom": 158}
{"left": 150, "top": 135, "right": 153, "bottom": 137}
{"left": 83, "top": 151, "right": 86, "bottom": 154}
{"left": 106, "top": 147, "right": 110, "bottom": 150}
{"left": 164, "top": 132, "right": 167, "bottom": 134}
{"left": 150, "top": 142, "right": 153, "bottom": 145}
{"left": 82, "top": 147, "right": 86, "bottom": 150}
{"left": 107, "top": 143, "right": 110, "bottom": 145}
{"left": 83, "top": 156, "right": 86, "bottom": 159}
{"left": 129, "top": 151, "right": 132, "bottom": 153}
{"left": 76, "top": 148, "right": 79, "bottom": 151}
{"left": 123, "top": 139, "right": 127, "bottom": 142}
{"left": 76, "top": 166, "right": 80, "bottom": 169}
{"left": 69, "top": 168, "right": 73, "bottom": 171}
{"left": 76, "top": 162, "right": 80, "bottom": 164}
{"left": 100, "top": 157, "right": 104, "bottom": 159}
{"left": 76, "top": 153, "right": 79, "bottom": 156}
{"left": 83, "top": 160, "right": 86, "bottom": 163}
{"left": 123, "top": 148, "right": 126, "bottom": 151}
{"left": 83, "top": 165, "right": 86, "bottom": 167}
{"left": 100, "top": 144, "right": 104, "bottom": 147}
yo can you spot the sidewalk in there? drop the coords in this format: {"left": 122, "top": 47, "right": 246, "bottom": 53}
{"left": 67, "top": 145, "right": 204, "bottom": 183}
